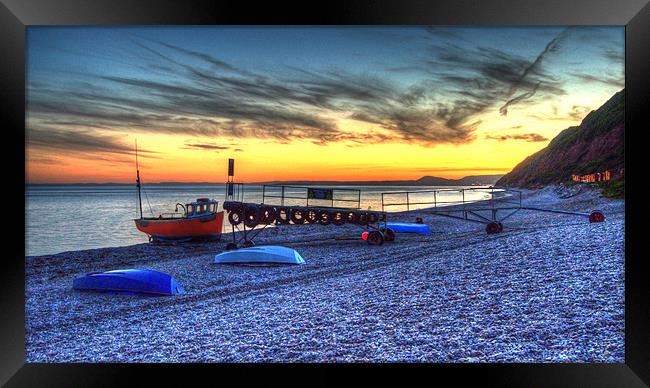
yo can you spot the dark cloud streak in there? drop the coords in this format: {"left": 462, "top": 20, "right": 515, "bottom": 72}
{"left": 27, "top": 127, "right": 158, "bottom": 160}
{"left": 485, "top": 133, "right": 549, "bottom": 142}
{"left": 182, "top": 143, "right": 231, "bottom": 151}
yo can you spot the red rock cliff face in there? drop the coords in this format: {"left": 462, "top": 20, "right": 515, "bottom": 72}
{"left": 496, "top": 90, "right": 624, "bottom": 188}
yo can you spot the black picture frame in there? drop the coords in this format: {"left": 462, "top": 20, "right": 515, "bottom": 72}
{"left": 3, "top": 0, "right": 648, "bottom": 386}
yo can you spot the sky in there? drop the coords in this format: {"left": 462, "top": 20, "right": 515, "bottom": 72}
{"left": 25, "top": 26, "right": 624, "bottom": 183}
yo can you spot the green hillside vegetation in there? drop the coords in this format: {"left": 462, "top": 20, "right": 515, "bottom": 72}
{"left": 600, "top": 176, "right": 625, "bottom": 199}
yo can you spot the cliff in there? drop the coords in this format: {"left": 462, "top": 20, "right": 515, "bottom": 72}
{"left": 496, "top": 89, "right": 624, "bottom": 188}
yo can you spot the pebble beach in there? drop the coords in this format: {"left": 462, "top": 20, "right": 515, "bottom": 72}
{"left": 25, "top": 185, "right": 625, "bottom": 362}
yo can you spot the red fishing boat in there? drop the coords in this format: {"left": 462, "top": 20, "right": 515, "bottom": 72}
{"left": 132, "top": 143, "right": 224, "bottom": 242}
{"left": 134, "top": 198, "right": 225, "bottom": 242}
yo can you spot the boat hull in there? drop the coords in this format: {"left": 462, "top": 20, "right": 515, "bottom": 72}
{"left": 214, "top": 245, "right": 305, "bottom": 265}
{"left": 73, "top": 269, "right": 185, "bottom": 296}
{"left": 382, "top": 222, "right": 431, "bottom": 234}
{"left": 135, "top": 212, "right": 224, "bottom": 241}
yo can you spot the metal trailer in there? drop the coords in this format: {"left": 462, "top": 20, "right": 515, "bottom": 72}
{"left": 222, "top": 183, "right": 392, "bottom": 249}
{"left": 381, "top": 186, "right": 605, "bottom": 234}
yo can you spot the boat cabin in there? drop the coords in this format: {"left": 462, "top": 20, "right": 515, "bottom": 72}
{"left": 182, "top": 198, "right": 219, "bottom": 218}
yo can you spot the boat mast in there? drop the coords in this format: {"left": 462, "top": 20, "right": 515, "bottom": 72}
{"left": 135, "top": 139, "right": 143, "bottom": 219}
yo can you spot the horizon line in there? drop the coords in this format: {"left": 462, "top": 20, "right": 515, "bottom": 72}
{"left": 25, "top": 173, "right": 507, "bottom": 186}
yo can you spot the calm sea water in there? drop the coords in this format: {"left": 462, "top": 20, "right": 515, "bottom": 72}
{"left": 26, "top": 184, "right": 495, "bottom": 256}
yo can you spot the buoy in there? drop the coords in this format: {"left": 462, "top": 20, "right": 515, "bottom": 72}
{"left": 589, "top": 210, "right": 605, "bottom": 223}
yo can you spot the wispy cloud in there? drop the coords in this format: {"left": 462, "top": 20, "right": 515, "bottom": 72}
{"left": 26, "top": 27, "right": 624, "bottom": 153}
{"left": 567, "top": 105, "right": 593, "bottom": 121}
{"left": 602, "top": 47, "right": 624, "bottom": 63}
{"left": 182, "top": 143, "right": 231, "bottom": 151}
{"left": 403, "top": 42, "right": 567, "bottom": 126}
{"left": 569, "top": 73, "right": 625, "bottom": 88}
{"left": 499, "top": 28, "right": 572, "bottom": 116}
{"left": 485, "top": 133, "right": 549, "bottom": 142}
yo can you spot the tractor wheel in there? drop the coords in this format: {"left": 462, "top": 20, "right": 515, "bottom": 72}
{"left": 380, "top": 227, "right": 396, "bottom": 242}
{"left": 486, "top": 222, "right": 501, "bottom": 234}
{"left": 366, "top": 230, "right": 384, "bottom": 246}
{"left": 589, "top": 210, "right": 605, "bottom": 223}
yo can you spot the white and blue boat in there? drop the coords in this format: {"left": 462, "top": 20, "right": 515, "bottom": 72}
{"left": 215, "top": 245, "right": 305, "bottom": 265}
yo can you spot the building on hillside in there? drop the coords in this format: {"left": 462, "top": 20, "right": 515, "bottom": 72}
{"left": 571, "top": 169, "right": 615, "bottom": 183}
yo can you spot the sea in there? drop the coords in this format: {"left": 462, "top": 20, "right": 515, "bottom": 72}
{"left": 25, "top": 183, "right": 498, "bottom": 256}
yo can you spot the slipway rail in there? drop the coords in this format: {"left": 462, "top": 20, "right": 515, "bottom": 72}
{"left": 222, "top": 183, "right": 391, "bottom": 249}
{"left": 220, "top": 184, "right": 605, "bottom": 250}
{"left": 381, "top": 186, "right": 605, "bottom": 234}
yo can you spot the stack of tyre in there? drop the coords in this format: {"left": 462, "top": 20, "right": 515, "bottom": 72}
{"left": 222, "top": 201, "right": 394, "bottom": 245}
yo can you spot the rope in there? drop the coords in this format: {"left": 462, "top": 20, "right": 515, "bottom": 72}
{"left": 142, "top": 186, "right": 154, "bottom": 216}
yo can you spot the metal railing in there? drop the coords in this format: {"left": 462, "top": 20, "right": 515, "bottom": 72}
{"left": 262, "top": 184, "right": 362, "bottom": 209}
{"left": 381, "top": 186, "right": 522, "bottom": 212}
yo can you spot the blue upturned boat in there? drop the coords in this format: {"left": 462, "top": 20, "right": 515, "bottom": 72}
{"left": 382, "top": 222, "right": 431, "bottom": 234}
{"left": 215, "top": 245, "right": 305, "bottom": 265}
{"left": 72, "top": 269, "right": 185, "bottom": 296}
